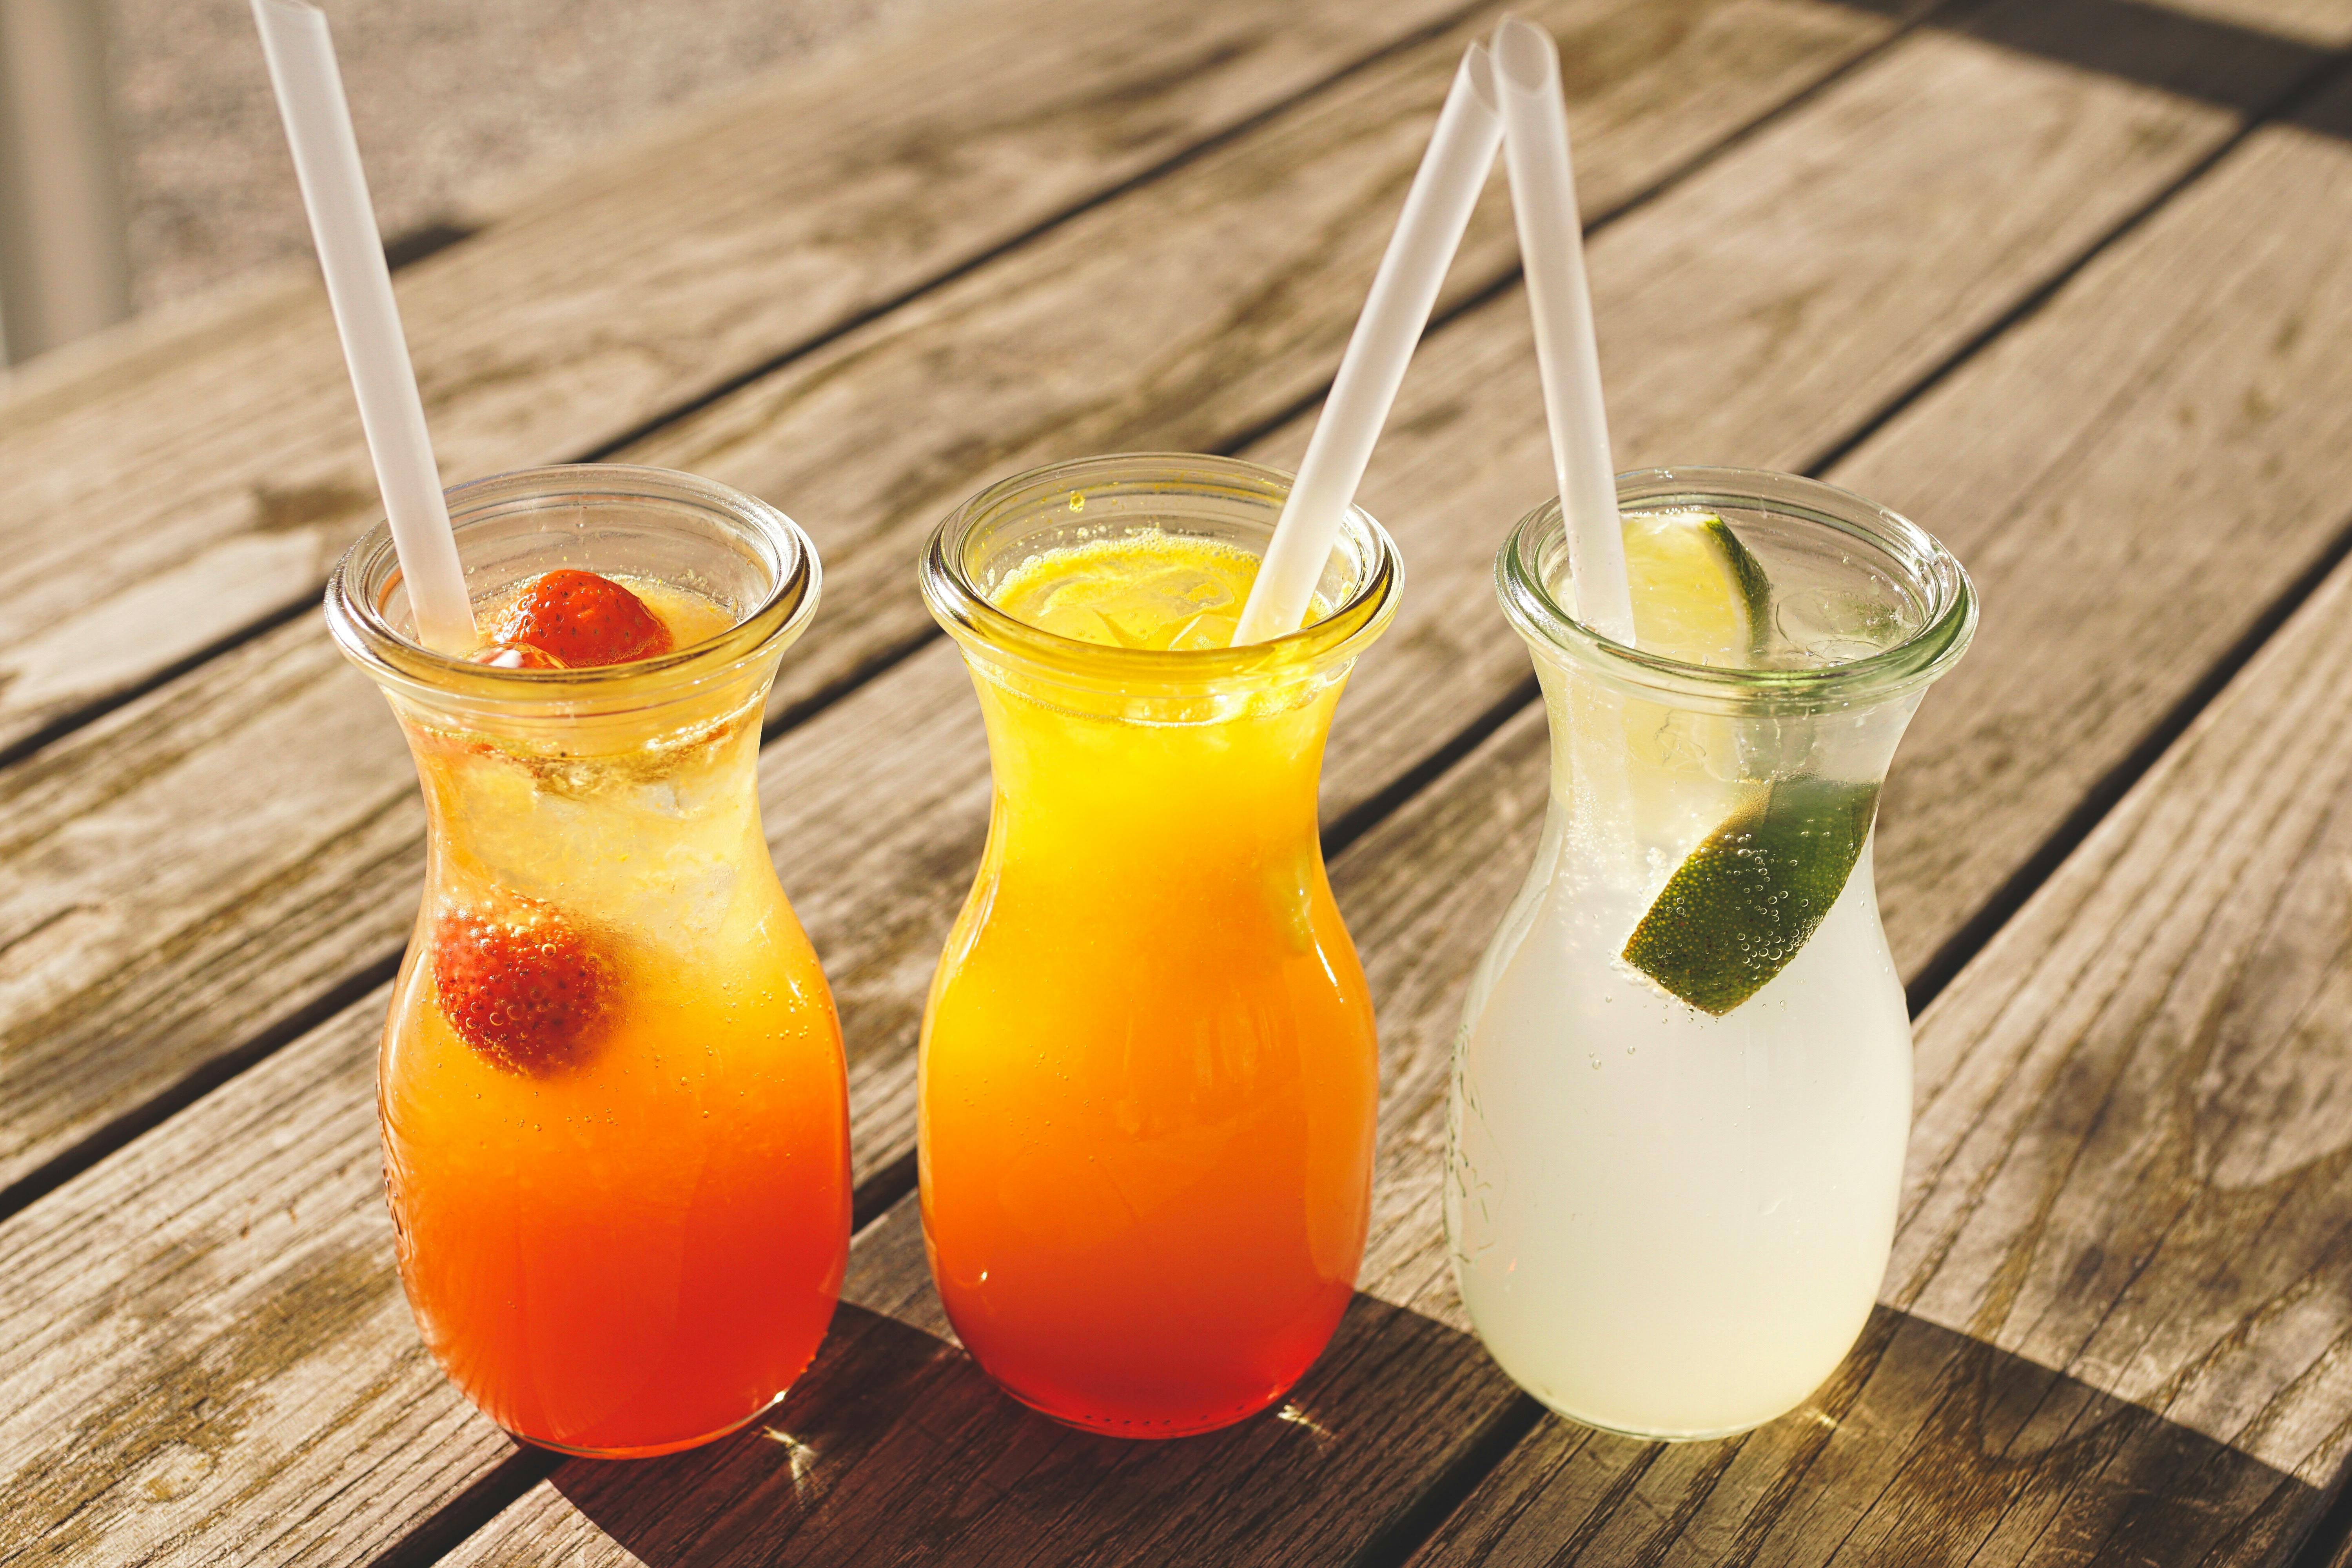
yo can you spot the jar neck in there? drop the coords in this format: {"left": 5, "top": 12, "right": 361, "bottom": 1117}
{"left": 1499, "top": 467, "right": 1975, "bottom": 720}
{"left": 375, "top": 652, "right": 782, "bottom": 763}
{"left": 1524, "top": 644, "right": 1922, "bottom": 806}
{"left": 325, "top": 463, "right": 819, "bottom": 752}
{"left": 921, "top": 452, "right": 1401, "bottom": 724}
{"left": 398, "top": 684, "right": 770, "bottom": 908}
{"left": 970, "top": 664, "right": 1343, "bottom": 855}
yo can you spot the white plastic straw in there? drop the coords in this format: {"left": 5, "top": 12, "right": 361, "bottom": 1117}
{"left": 252, "top": 0, "right": 475, "bottom": 653}
{"left": 1230, "top": 44, "right": 1504, "bottom": 645}
{"left": 1492, "top": 15, "right": 1634, "bottom": 645}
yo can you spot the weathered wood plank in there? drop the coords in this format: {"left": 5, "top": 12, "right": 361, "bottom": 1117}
{"left": 1407, "top": 1300, "right": 2327, "bottom": 1565}
{"left": 1831, "top": 66, "right": 2352, "bottom": 977}
{"left": 0, "top": 0, "right": 1488, "bottom": 750}
{"left": 0, "top": 7, "right": 1942, "bottom": 1551}
{"left": 644, "top": 0, "right": 1917, "bottom": 730}
{"left": 0, "top": 994, "right": 517, "bottom": 1568}
{"left": 1404, "top": 432, "right": 2352, "bottom": 1568}
{"left": 2163, "top": 0, "right": 2352, "bottom": 48}
{"left": 308, "top": 54, "right": 2352, "bottom": 1568}
{"left": 1393, "top": 77, "right": 2352, "bottom": 1568}
{"left": 0, "top": 0, "right": 1915, "bottom": 1198}
{"left": 7, "top": 7, "right": 2341, "bottom": 1561}
{"left": 1960, "top": 0, "right": 2348, "bottom": 116}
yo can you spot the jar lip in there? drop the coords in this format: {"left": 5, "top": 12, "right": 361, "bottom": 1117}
{"left": 919, "top": 452, "right": 1401, "bottom": 688}
{"left": 1498, "top": 466, "right": 1976, "bottom": 710}
{"left": 324, "top": 464, "right": 819, "bottom": 710}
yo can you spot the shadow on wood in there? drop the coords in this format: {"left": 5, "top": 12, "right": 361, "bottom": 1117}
{"left": 531, "top": 1292, "right": 1522, "bottom": 1567}
{"left": 1413, "top": 1305, "right": 2332, "bottom": 1566}
{"left": 1818, "top": 0, "right": 2351, "bottom": 125}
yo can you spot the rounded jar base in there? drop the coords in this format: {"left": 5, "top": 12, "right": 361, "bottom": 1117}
{"left": 1546, "top": 1409, "right": 1770, "bottom": 1444}
{"left": 999, "top": 1380, "right": 1297, "bottom": 1442}
{"left": 1528, "top": 1392, "right": 1810, "bottom": 1445}
{"left": 506, "top": 1391, "right": 788, "bottom": 1461}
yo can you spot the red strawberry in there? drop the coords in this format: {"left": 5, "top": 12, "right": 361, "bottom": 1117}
{"left": 492, "top": 570, "right": 673, "bottom": 668}
{"left": 468, "top": 642, "right": 568, "bottom": 671}
{"left": 430, "top": 895, "right": 615, "bottom": 1075}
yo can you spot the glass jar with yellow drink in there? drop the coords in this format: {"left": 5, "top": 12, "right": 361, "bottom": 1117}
{"left": 918, "top": 454, "right": 1401, "bottom": 1437}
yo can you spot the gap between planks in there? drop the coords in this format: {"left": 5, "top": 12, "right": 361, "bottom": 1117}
{"left": 0, "top": 0, "right": 1501, "bottom": 753}
{"left": 4, "top": 0, "right": 2352, "bottom": 1561}
{"left": 431, "top": 35, "right": 2352, "bottom": 1568}
{"left": 0, "top": 0, "right": 1941, "bottom": 1220}
{"left": 0, "top": 3, "right": 1958, "bottom": 1561}
{"left": 60, "top": 0, "right": 2352, "bottom": 1222}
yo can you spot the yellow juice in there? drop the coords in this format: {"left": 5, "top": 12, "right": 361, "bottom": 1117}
{"left": 920, "top": 532, "right": 1379, "bottom": 1436}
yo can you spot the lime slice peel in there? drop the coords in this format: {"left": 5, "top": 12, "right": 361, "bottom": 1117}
{"left": 1620, "top": 777, "right": 1880, "bottom": 1015}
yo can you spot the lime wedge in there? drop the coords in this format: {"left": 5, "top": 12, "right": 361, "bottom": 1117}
{"left": 1621, "top": 510, "right": 1773, "bottom": 664}
{"left": 1621, "top": 777, "right": 1880, "bottom": 1015}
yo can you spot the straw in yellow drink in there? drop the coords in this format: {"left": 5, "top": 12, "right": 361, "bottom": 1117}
{"left": 920, "top": 458, "right": 1399, "bottom": 1437}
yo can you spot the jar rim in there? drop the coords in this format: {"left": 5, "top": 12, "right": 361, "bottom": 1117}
{"left": 324, "top": 463, "right": 819, "bottom": 711}
{"left": 919, "top": 452, "right": 1401, "bottom": 690}
{"left": 1498, "top": 466, "right": 1976, "bottom": 711}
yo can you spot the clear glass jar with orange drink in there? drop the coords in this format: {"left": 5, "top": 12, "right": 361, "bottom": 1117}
{"left": 325, "top": 465, "right": 849, "bottom": 1457}
{"left": 917, "top": 454, "right": 1401, "bottom": 1437}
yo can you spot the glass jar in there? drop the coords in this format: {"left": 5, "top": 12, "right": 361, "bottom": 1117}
{"left": 917, "top": 454, "right": 1401, "bottom": 1437}
{"left": 325, "top": 464, "right": 849, "bottom": 1458}
{"left": 1447, "top": 467, "right": 1975, "bottom": 1440}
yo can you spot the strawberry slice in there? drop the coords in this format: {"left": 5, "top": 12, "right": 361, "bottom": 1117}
{"left": 430, "top": 895, "right": 616, "bottom": 1075}
{"left": 491, "top": 570, "right": 673, "bottom": 668}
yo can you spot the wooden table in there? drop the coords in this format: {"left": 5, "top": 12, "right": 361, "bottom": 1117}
{"left": 5, "top": 0, "right": 2352, "bottom": 1561}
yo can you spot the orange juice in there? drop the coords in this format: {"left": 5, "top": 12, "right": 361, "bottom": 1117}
{"left": 918, "top": 456, "right": 1399, "bottom": 1437}
{"left": 328, "top": 467, "right": 849, "bottom": 1458}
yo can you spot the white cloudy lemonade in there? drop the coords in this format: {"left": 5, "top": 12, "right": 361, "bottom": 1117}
{"left": 1447, "top": 473, "right": 1974, "bottom": 1440}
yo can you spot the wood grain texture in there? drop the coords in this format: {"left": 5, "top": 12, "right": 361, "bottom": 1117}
{"left": 1403, "top": 438, "right": 2352, "bottom": 1568}
{"left": 0, "top": 619, "right": 418, "bottom": 1191}
{"left": 0, "top": 0, "right": 1488, "bottom": 750}
{"left": 1407, "top": 1303, "right": 2328, "bottom": 1566}
{"left": 0, "top": 0, "right": 1911, "bottom": 1197}
{"left": 2161, "top": 0, "right": 2352, "bottom": 47}
{"left": 1392, "top": 79, "right": 2352, "bottom": 1568}
{"left": 0, "top": 993, "right": 533, "bottom": 1568}
{"left": 6, "top": 5, "right": 2345, "bottom": 1563}
{"left": 640, "top": 0, "right": 1910, "bottom": 731}
{"left": 1834, "top": 71, "right": 2352, "bottom": 977}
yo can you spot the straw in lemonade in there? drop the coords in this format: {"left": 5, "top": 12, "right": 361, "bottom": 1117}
{"left": 1448, "top": 482, "right": 1974, "bottom": 1439}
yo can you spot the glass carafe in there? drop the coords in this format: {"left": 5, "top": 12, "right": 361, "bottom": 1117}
{"left": 1447, "top": 467, "right": 1975, "bottom": 1441}
{"left": 917, "top": 454, "right": 1400, "bottom": 1437}
{"left": 325, "top": 465, "right": 850, "bottom": 1458}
